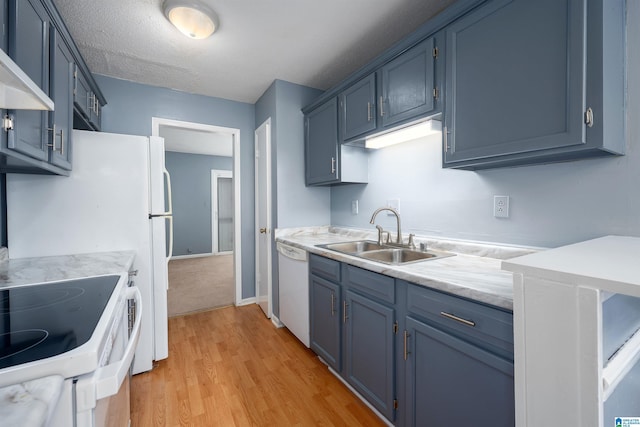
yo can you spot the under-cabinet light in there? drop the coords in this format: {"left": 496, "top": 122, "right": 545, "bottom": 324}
{"left": 163, "top": 0, "right": 219, "bottom": 39}
{"left": 365, "top": 120, "right": 442, "bottom": 149}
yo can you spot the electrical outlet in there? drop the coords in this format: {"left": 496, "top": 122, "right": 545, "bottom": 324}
{"left": 494, "top": 195, "right": 510, "bottom": 218}
{"left": 351, "top": 200, "right": 359, "bottom": 215}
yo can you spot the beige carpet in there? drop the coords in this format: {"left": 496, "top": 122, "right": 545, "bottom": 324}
{"left": 167, "top": 254, "right": 235, "bottom": 317}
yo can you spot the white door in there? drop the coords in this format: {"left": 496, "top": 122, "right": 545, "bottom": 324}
{"left": 255, "top": 119, "right": 272, "bottom": 318}
{"left": 211, "top": 170, "right": 233, "bottom": 254}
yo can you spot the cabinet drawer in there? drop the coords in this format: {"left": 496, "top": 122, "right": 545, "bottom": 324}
{"left": 309, "top": 254, "right": 341, "bottom": 282}
{"left": 406, "top": 283, "right": 513, "bottom": 356}
{"left": 344, "top": 264, "right": 395, "bottom": 304}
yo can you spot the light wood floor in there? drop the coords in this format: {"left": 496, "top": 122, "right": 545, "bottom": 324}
{"left": 131, "top": 304, "right": 386, "bottom": 426}
{"left": 168, "top": 255, "right": 235, "bottom": 317}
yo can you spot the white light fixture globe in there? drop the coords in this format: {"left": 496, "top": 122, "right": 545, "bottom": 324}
{"left": 163, "top": 0, "right": 219, "bottom": 40}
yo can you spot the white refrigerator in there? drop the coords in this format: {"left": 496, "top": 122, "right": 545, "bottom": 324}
{"left": 5, "top": 130, "right": 173, "bottom": 375}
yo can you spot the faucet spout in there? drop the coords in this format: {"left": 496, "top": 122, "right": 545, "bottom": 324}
{"left": 369, "top": 207, "right": 402, "bottom": 245}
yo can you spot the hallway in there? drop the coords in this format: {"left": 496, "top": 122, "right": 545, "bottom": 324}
{"left": 167, "top": 255, "right": 235, "bottom": 317}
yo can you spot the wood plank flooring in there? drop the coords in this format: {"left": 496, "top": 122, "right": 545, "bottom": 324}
{"left": 131, "top": 304, "right": 386, "bottom": 426}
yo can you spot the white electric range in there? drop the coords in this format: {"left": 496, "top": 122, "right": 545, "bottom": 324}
{"left": 0, "top": 273, "right": 141, "bottom": 427}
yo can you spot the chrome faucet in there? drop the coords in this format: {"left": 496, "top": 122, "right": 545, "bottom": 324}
{"left": 370, "top": 207, "right": 402, "bottom": 245}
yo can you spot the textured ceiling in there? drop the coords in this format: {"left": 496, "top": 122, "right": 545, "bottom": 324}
{"left": 52, "top": 0, "right": 454, "bottom": 104}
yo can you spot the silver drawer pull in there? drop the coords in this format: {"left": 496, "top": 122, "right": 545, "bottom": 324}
{"left": 440, "top": 311, "right": 476, "bottom": 327}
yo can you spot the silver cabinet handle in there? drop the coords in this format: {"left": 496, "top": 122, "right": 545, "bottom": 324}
{"left": 585, "top": 107, "right": 594, "bottom": 127}
{"left": 404, "top": 330, "right": 410, "bottom": 361}
{"left": 331, "top": 157, "right": 336, "bottom": 174}
{"left": 343, "top": 301, "right": 348, "bottom": 323}
{"left": 331, "top": 293, "right": 335, "bottom": 316}
{"left": 47, "top": 124, "right": 63, "bottom": 153}
{"left": 367, "top": 102, "right": 372, "bottom": 122}
{"left": 443, "top": 126, "right": 448, "bottom": 151}
{"left": 379, "top": 96, "right": 385, "bottom": 117}
{"left": 440, "top": 311, "right": 476, "bottom": 327}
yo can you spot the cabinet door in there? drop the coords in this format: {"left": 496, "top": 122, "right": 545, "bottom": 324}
{"left": 305, "top": 98, "right": 339, "bottom": 185}
{"left": 309, "top": 275, "right": 341, "bottom": 371}
{"left": 443, "top": 0, "right": 586, "bottom": 166}
{"left": 7, "top": 0, "right": 49, "bottom": 161}
{"left": 345, "top": 290, "right": 395, "bottom": 421}
{"left": 405, "top": 316, "right": 514, "bottom": 426}
{"left": 73, "top": 65, "right": 91, "bottom": 121}
{"left": 340, "top": 73, "right": 376, "bottom": 141}
{"left": 380, "top": 37, "right": 436, "bottom": 128}
{"left": 49, "top": 28, "right": 73, "bottom": 170}
{"left": 89, "top": 92, "right": 101, "bottom": 131}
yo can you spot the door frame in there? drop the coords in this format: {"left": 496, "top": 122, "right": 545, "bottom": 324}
{"left": 152, "top": 117, "right": 243, "bottom": 305}
{"left": 255, "top": 118, "right": 272, "bottom": 318}
{"left": 211, "top": 169, "right": 233, "bottom": 254}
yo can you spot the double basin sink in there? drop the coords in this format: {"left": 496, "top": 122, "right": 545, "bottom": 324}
{"left": 318, "top": 240, "right": 454, "bottom": 265}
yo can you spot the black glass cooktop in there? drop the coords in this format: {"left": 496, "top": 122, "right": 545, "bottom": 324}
{"left": 0, "top": 275, "right": 120, "bottom": 369}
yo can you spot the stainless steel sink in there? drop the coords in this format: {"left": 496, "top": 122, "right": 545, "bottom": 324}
{"left": 321, "top": 240, "right": 387, "bottom": 254}
{"left": 359, "top": 248, "right": 449, "bottom": 265}
{"left": 318, "top": 240, "right": 454, "bottom": 265}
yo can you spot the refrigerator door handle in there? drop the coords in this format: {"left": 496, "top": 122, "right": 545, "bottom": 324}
{"left": 163, "top": 168, "right": 173, "bottom": 216}
{"left": 166, "top": 215, "right": 173, "bottom": 262}
{"left": 163, "top": 168, "right": 173, "bottom": 262}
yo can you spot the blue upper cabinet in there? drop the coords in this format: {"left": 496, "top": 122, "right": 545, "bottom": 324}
{"left": 7, "top": 0, "right": 50, "bottom": 162}
{"left": 48, "top": 27, "right": 74, "bottom": 170}
{"left": 305, "top": 97, "right": 340, "bottom": 185}
{"left": 339, "top": 73, "right": 377, "bottom": 141}
{"left": 338, "top": 36, "right": 441, "bottom": 144}
{"left": 0, "top": 0, "right": 105, "bottom": 175}
{"left": 305, "top": 97, "right": 368, "bottom": 186}
{"left": 379, "top": 37, "right": 438, "bottom": 129}
{"left": 442, "top": 0, "right": 625, "bottom": 169}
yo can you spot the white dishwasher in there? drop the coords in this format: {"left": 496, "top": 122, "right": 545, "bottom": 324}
{"left": 277, "top": 242, "right": 310, "bottom": 347}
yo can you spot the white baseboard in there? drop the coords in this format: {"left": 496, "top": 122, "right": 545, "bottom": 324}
{"left": 271, "top": 315, "right": 284, "bottom": 328}
{"left": 170, "top": 252, "right": 214, "bottom": 260}
{"left": 236, "top": 297, "right": 256, "bottom": 306}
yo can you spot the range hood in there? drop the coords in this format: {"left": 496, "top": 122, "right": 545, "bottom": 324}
{"left": 0, "top": 48, "right": 53, "bottom": 110}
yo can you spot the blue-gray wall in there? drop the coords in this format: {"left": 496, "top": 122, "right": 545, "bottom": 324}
{"left": 95, "top": 75, "right": 256, "bottom": 299}
{"left": 165, "top": 152, "right": 232, "bottom": 256}
{"left": 331, "top": 4, "right": 640, "bottom": 249}
{"left": 255, "top": 79, "right": 326, "bottom": 317}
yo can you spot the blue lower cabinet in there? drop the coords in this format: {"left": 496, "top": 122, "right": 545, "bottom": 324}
{"left": 309, "top": 274, "right": 341, "bottom": 371}
{"left": 344, "top": 289, "right": 396, "bottom": 421}
{"left": 404, "top": 316, "right": 515, "bottom": 426}
{"left": 308, "top": 255, "right": 515, "bottom": 426}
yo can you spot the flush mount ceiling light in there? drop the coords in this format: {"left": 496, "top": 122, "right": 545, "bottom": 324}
{"left": 365, "top": 120, "right": 442, "bottom": 149}
{"left": 163, "top": 0, "right": 219, "bottom": 40}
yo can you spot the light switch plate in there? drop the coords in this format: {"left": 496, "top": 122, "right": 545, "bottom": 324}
{"left": 351, "top": 200, "right": 359, "bottom": 215}
{"left": 494, "top": 195, "right": 510, "bottom": 218}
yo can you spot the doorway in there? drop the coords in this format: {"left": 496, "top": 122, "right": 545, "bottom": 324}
{"left": 152, "top": 118, "right": 242, "bottom": 316}
{"left": 211, "top": 169, "right": 233, "bottom": 254}
{"left": 255, "top": 118, "right": 272, "bottom": 318}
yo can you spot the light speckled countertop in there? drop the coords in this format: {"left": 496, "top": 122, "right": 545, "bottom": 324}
{"left": 0, "top": 251, "right": 136, "bottom": 288}
{"left": 275, "top": 227, "right": 541, "bottom": 311}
